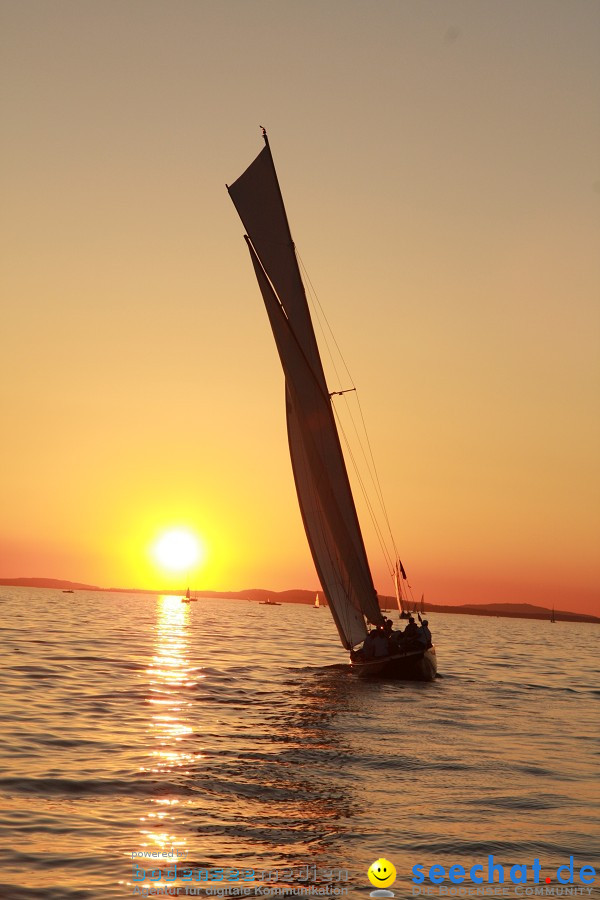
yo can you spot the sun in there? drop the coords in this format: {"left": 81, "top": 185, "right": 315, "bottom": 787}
{"left": 151, "top": 529, "right": 203, "bottom": 573}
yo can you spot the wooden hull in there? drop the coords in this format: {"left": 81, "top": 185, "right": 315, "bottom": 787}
{"left": 350, "top": 646, "right": 437, "bottom": 681}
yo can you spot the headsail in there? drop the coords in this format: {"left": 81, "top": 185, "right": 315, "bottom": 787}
{"left": 228, "top": 133, "right": 383, "bottom": 648}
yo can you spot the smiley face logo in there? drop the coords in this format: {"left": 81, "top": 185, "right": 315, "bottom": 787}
{"left": 367, "top": 858, "right": 397, "bottom": 889}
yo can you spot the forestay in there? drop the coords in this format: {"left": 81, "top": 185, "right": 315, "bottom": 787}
{"left": 228, "top": 134, "right": 383, "bottom": 649}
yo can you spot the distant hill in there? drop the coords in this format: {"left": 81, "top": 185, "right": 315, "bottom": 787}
{"left": 194, "top": 588, "right": 321, "bottom": 604}
{"left": 1, "top": 578, "right": 597, "bottom": 623}
{"left": 396, "top": 599, "right": 599, "bottom": 624}
{"left": 0, "top": 577, "right": 100, "bottom": 591}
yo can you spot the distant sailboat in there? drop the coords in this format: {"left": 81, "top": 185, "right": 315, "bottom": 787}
{"left": 259, "top": 597, "right": 281, "bottom": 606}
{"left": 550, "top": 606, "right": 556, "bottom": 623}
{"left": 228, "top": 131, "right": 436, "bottom": 680}
{"left": 314, "top": 594, "right": 320, "bottom": 609}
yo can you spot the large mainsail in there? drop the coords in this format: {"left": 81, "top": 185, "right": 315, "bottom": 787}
{"left": 228, "top": 133, "right": 383, "bottom": 649}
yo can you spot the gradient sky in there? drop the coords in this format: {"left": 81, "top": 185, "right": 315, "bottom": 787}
{"left": 1, "top": 0, "right": 599, "bottom": 614}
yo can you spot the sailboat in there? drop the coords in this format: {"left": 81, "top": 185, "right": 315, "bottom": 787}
{"left": 314, "top": 594, "right": 321, "bottom": 609}
{"left": 227, "top": 131, "right": 437, "bottom": 680}
{"left": 550, "top": 606, "right": 556, "bottom": 623}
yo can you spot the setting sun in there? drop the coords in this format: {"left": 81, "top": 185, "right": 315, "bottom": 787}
{"left": 151, "top": 529, "right": 204, "bottom": 573}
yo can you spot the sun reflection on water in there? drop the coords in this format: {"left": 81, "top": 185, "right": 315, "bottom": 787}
{"left": 138, "top": 594, "right": 201, "bottom": 858}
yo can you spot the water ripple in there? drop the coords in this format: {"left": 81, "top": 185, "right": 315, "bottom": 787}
{"left": 0, "top": 587, "right": 597, "bottom": 898}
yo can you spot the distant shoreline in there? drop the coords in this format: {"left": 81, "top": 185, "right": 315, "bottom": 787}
{"left": 1, "top": 577, "right": 598, "bottom": 624}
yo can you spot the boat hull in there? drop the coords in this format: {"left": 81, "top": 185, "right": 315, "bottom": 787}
{"left": 350, "top": 646, "right": 437, "bottom": 681}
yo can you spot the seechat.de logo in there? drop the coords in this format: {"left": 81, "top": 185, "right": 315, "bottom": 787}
{"left": 411, "top": 855, "right": 597, "bottom": 889}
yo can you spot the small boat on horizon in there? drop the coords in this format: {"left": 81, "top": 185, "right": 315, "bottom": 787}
{"left": 259, "top": 598, "right": 282, "bottom": 606}
{"left": 228, "top": 131, "right": 436, "bottom": 680}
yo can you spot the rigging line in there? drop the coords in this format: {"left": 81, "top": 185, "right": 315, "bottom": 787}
{"left": 294, "top": 247, "right": 400, "bottom": 520}
{"left": 340, "top": 390, "right": 400, "bottom": 562}
{"left": 337, "top": 393, "right": 396, "bottom": 571}
{"left": 295, "top": 247, "right": 405, "bottom": 603}
{"left": 332, "top": 403, "right": 391, "bottom": 564}
{"left": 332, "top": 403, "right": 395, "bottom": 576}
{"left": 297, "top": 254, "right": 346, "bottom": 396}
{"left": 332, "top": 383, "right": 400, "bottom": 569}
{"left": 294, "top": 247, "right": 399, "bottom": 556}
{"left": 296, "top": 259, "right": 396, "bottom": 573}
{"left": 296, "top": 248, "right": 400, "bottom": 560}
{"left": 352, "top": 391, "right": 400, "bottom": 560}
{"left": 296, "top": 249, "right": 356, "bottom": 390}
{"left": 341, "top": 447, "right": 393, "bottom": 575}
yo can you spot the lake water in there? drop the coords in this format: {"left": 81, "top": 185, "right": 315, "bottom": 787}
{"left": 0, "top": 587, "right": 598, "bottom": 900}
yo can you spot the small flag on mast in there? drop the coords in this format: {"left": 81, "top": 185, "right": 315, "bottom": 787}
{"left": 394, "top": 562, "right": 404, "bottom": 613}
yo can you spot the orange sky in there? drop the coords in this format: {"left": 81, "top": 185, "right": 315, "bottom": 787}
{"left": 1, "top": 1, "right": 599, "bottom": 615}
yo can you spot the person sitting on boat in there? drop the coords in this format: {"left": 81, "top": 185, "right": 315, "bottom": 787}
{"left": 362, "top": 627, "right": 389, "bottom": 658}
{"left": 389, "top": 626, "right": 404, "bottom": 649}
{"left": 401, "top": 616, "right": 420, "bottom": 648}
{"left": 372, "top": 626, "right": 390, "bottom": 657}
{"left": 361, "top": 630, "right": 377, "bottom": 659}
{"left": 419, "top": 620, "right": 432, "bottom": 648}
{"left": 404, "top": 616, "right": 419, "bottom": 637}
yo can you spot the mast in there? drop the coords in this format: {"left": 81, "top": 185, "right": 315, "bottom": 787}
{"left": 228, "top": 133, "right": 384, "bottom": 648}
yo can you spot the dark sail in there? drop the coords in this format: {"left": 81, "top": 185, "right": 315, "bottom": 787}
{"left": 228, "top": 135, "right": 383, "bottom": 648}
